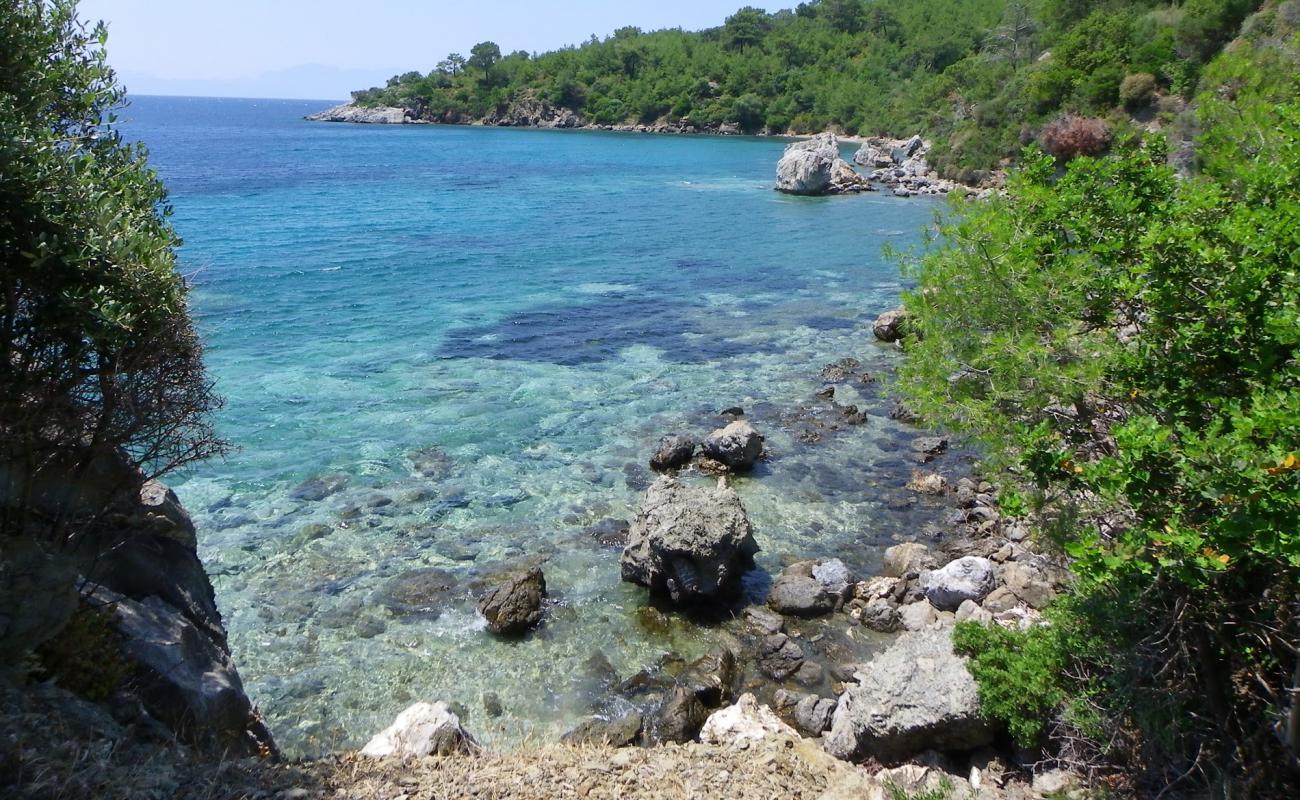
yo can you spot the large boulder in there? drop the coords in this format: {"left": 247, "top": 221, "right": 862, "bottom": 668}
{"left": 620, "top": 476, "right": 759, "bottom": 604}
{"left": 477, "top": 567, "right": 546, "bottom": 635}
{"left": 647, "top": 685, "right": 710, "bottom": 744}
{"left": 700, "top": 420, "right": 764, "bottom": 472}
{"left": 824, "top": 628, "right": 993, "bottom": 762}
{"left": 768, "top": 559, "right": 851, "bottom": 617}
{"left": 699, "top": 693, "right": 797, "bottom": 747}
{"left": 775, "top": 132, "right": 868, "bottom": 196}
{"left": 920, "top": 556, "right": 997, "bottom": 611}
{"left": 361, "top": 701, "right": 478, "bottom": 757}
{"left": 561, "top": 712, "right": 643, "bottom": 747}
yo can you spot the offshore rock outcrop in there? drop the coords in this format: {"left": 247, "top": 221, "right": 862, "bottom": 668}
{"left": 620, "top": 476, "right": 759, "bottom": 605}
{"left": 306, "top": 103, "right": 412, "bottom": 124}
{"left": 774, "top": 132, "right": 871, "bottom": 195}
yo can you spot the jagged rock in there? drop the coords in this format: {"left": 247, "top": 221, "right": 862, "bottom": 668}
{"left": 856, "top": 598, "right": 900, "bottom": 633}
{"left": 361, "top": 701, "right": 477, "bottom": 757}
{"left": 883, "top": 543, "right": 934, "bottom": 579}
{"left": 981, "top": 586, "right": 1019, "bottom": 614}
{"left": 775, "top": 132, "right": 869, "bottom": 195}
{"left": 757, "top": 633, "right": 805, "bottom": 680}
{"left": 699, "top": 694, "right": 798, "bottom": 747}
{"left": 1000, "top": 561, "right": 1056, "bottom": 609}
{"left": 90, "top": 586, "right": 275, "bottom": 758}
{"left": 853, "top": 143, "right": 894, "bottom": 168}
{"left": 796, "top": 695, "right": 837, "bottom": 735}
{"left": 825, "top": 628, "right": 993, "bottom": 762}
{"left": 476, "top": 567, "right": 546, "bottom": 635}
{"left": 561, "top": 713, "right": 643, "bottom": 747}
{"left": 872, "top": 306, "right": 910, "bottom": 343}
{"left": 899, "top": 600, "right": 939, "bottom": 631}
{"left": 892, "top": 134, "right": 924, "bottom": 162}
{"left": 744, "top": 605, "right": 785, "bottom": 635}
{"left": 677, "top": 648, "right": 739, "bottom": 707}
{"left": 620, "top": 476, "right": 759, "bottom": 604}
{"left": 910, "top": 436, "right": 949, "bottom": 458}
{"left": 648, "top": 685, "right": 709, "bottom": 744}
{"left": 701, "top": 420, "right": 764, "bottom": 471}
{"left": 955, "top": 599, "right": 994, "bottom": 625}
{"left": 811, "top": 558, "right": 854, "bottom": 597}
{"left": 920, "top": 557, "right": 997, "bottom": 611}
{"left": 649, "top": 434, "right": 696, "bottom": 471}
{"left": 306, "top": 103, "right": 408, "bottom": 123}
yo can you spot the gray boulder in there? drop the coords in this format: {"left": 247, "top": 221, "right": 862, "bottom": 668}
{"left": 756, "top": 633, "right": 805, "bottom": 680}
{"left": 477, "top": 567, "right": 546, "bottom": 635}
{"left": 824, "top": 628, "right": 993, "bottom": 762}
{"left": 620, "top": 476, "right": 759, "bottom": 604}
{"left": 768, "top": 573, "right": 836, "bottom": 617}
{"left": 853, "top": 143, "right": 894, "bottom": 168}
{"left": 648, "top": 685, "right": 709, "bottom": 744}
{"left": 882, "top": 542, "right": 935, "bottom": 579}
{"left": 775, "top": 132, "right": 869, "bottom": 195}
{"left": 700, "top": 420, "right": 764, "bottom": 471}
{"left": 920, "top": 557, "right": 997, "bottom": 611}
{"left": 649, "top": 434, "right": 696, "bottom": 471}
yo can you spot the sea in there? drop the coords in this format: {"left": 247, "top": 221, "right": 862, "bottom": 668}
{"left": 124, "top": 95, "right": 949, "bottom": 756}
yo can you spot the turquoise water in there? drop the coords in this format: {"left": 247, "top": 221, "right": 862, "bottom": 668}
{"left": 127, "top": 96, "right": 943, "bottom": 755}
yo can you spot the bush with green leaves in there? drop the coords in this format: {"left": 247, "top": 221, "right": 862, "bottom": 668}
{"left": 1, "top": 0, "right": 225, "bottom": 538}
{"left": 898, "top": 36, "right": 1299, "bottom": 793}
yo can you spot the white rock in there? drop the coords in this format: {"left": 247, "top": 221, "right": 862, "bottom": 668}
{"left": 920, "top": 556, "right": 997, "bottom": 611}
{"left": 699, "top": 693, "right": 797, "bottom": 747}
{"left": 899, "top": 599, "right": 938, "bottom": 631}
{"left": 360, "top": 702, "right": 477, "bottom": 758}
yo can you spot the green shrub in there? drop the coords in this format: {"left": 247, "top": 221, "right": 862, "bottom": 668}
{"left": 1118, "top": 72, "right": 1158, "bottom": 109}
{"left": 953, "top": 621, "right": 1070, "bottom": 747}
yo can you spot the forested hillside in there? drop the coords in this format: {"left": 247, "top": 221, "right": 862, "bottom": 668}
{"left": 350, "top": 0, "right": 1268, "bottom": 179}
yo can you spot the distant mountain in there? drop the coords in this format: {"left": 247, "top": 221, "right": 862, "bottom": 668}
{"left": 117, "top": 64, "right": 403, "bottom": 102}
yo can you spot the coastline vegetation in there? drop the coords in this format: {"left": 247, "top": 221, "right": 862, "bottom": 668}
{"left": 902, "top": 8, "right": 1300, "bottom": 793}
{"left": 350, "top": 0, "right": 1268, "bottom": 180}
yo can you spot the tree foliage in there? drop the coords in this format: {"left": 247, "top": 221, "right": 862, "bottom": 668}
{"left": 900, "top": 17, "right": 1300, "bottom": 792}
{"left": 0, "top": 0, "right": 225, "bottom": 536}
{"left": 351, "top": 0, "right": 1266, "bottom": 178}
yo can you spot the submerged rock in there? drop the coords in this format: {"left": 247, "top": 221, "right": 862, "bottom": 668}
{"left": 360, "top": 701, "right": 478, "bottom": 757}
{"left": 477, "top": 567, "right": 546, "bottom": 635}
{"left": 824, "top": 628, "right": 992, "bottom": 762}
{"left": 649, "top": 434, "right": 696, "bottom": 472}
{"left": 375, "top": 567, "right": 459, "bottom": 618}
{"left": 620, "top": 476, "right": 759, "bottom": 604}
{"left": 700, "top": 420, "right": 764, "bottom": 472}
{"left": 288, "top": 472, "right": 349, "bottom": 501}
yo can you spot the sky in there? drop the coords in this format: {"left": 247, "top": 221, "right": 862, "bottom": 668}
{"left": 77, "top": 0, "right": 779, "bottom": 100}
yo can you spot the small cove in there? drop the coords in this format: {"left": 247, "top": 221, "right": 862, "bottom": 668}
{"left": 128, "top": 96, "right": 957, "bottom": 756}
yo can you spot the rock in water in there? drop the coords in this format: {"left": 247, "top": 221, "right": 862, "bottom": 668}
{"left": 920, "top": 556, "right": 997, "bottom": 611}
{"left": 649, "top": 434, "right": 696, "bottom": 472}
{"left": 872, "top": 306, "right": 910, "bottom": 343}
{"left": 648, "top": 685, "right": 710, "bottom": 744}
{"left": 701, "top": 420, "right": 764, "bottom": 471}
{"left": 824, "top": 628, "right": 993, "bottom": 762}
{"left": 775, "top": 132, "right": 870, "bottom": 195}
{"left": 699, "top": 693, "right": 797, "bottom": 747}
{"left": 477, "top": 567, "right": 546, "bottom": 635}
{"left": 620, "top": 476, "right": 759, "bottom": 604}
{"left": 768, "top": 563, "right": 837, "bottom": 617}
{"left": 361, "top": 701, "right": 478, "bottom": 757}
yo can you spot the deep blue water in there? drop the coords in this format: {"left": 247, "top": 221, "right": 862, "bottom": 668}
{"left": 124, "top": 95, "right": 941, "bottom": 754}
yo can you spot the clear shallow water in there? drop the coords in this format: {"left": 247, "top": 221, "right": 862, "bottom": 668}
{"left": 126, "top": 96, "right": 945, "bottom": 756}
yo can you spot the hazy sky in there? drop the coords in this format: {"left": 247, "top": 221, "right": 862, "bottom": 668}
{"left": 78, "top": 0, "right": 777, "bottom": 99}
